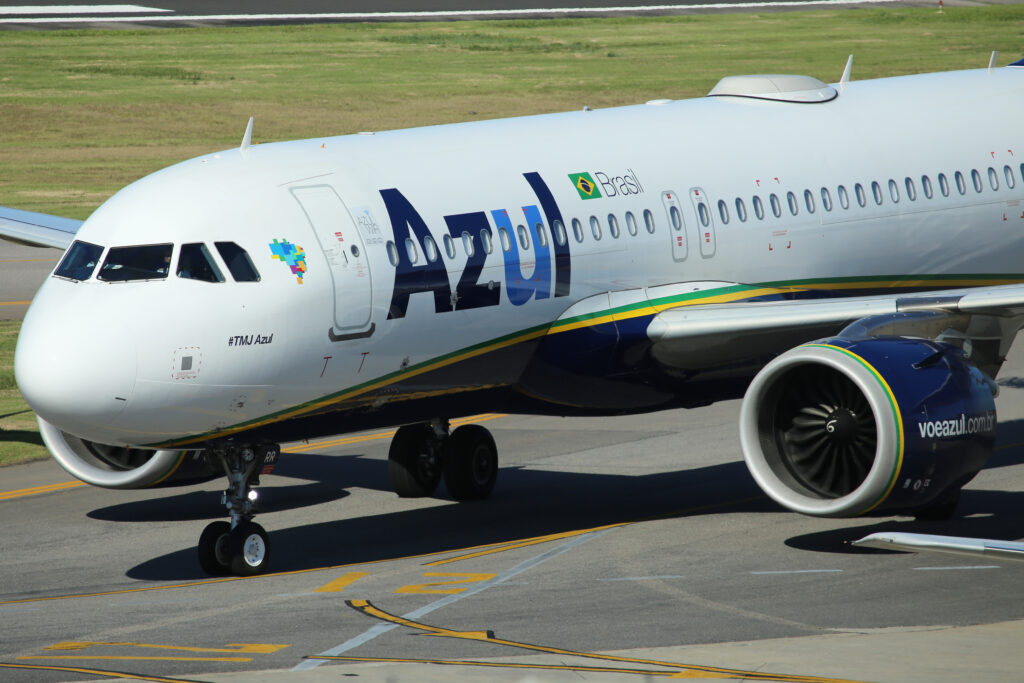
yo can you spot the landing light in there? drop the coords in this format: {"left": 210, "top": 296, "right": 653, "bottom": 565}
{"left": 248, "top": 490, "right": 259, "bottom": 502}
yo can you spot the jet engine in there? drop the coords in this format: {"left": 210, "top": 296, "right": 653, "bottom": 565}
{"left": 37, "top": 416, "right": 216, "bottom": 489}
{"left": 739, "top": 337, "right": 996, "bottom": 517}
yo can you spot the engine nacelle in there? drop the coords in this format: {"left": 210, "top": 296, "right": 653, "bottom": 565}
{"left": 38, "top": 416, "right": 216, "bottom": 489}
{"left": 739, "top": 338, "right": 996, "bottom": 517}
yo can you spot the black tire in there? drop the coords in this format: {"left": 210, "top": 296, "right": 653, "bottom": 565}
{"left": 444, "top": 425, "right": 498, "bottom": 501}
{"left": 388, "top": 424, "right": 442, "bottom": 497}
{"left": 228, "top": 521, "right": 271, "bottom": 576}
{"left": 198, "top": 521, "right": 232, "bottom": 576}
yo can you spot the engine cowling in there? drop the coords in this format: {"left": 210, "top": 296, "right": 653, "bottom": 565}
{"left": 739, "top": 337, "right": 996, "bottom": 517}
{"left": 38, "top": 416, "right": 216, "bottom": 489}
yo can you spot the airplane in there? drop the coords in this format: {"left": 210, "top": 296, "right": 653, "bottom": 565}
{"left": 4, "top": 54, "right": 1024, "bottom": 577}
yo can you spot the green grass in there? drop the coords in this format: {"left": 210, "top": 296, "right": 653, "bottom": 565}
{"left": 0, "top": 5, "right": 1022, "bottom": 465}
{"left": 0, "top": 321, "right": 47, "bottom": 467}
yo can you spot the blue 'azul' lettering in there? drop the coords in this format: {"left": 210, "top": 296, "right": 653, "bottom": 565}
{"left": 444, "top": 211, "right": 500, "bottom": 310}
{"left": 380, "top": 188, "right": 453, "bottom": 319}
{"left": 382, "top": 172, "right": 570, "bottom": 317}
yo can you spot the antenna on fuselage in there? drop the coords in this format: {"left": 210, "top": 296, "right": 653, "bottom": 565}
{"left": 839, "top": 55, "right": 853, "bottom": 91}
{"left": 989, "top": 51, "right": 999, "bottom": 70}
{"left": 240, "top": 117, "right": 254, "bottom": 158}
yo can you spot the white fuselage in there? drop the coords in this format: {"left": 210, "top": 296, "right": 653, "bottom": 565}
{"left": 15, "top": 66, "right": 1024, "bottom": 449}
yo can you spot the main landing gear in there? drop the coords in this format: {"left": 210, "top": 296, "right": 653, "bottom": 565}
{"left": 197, "top": 444, "right": 279, "bottom": 577}
{"left": 388, "top": 419, "right": 498, "bottom": 501}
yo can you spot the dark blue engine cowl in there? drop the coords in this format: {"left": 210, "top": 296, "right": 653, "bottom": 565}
{"left": 739, "top": 337, "right": 996, "bottom": 517}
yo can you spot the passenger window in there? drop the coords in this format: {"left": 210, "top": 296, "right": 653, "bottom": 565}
{"left": 1005, "top": 165, "right": 1016, "bottom": 189}
{"left": 697, "top": 202, "right": 711, "bottom": 226}
{"left": 888, "top": 179, "right": 899, "bottom": 203}
{"left": 516, "top": 225, "right": 530, "bottom": 250}
{"left": 499, "top": 228, "right": 512, "bottom": 252}
{"left": 769, "top": 193, "right": 781, "bottom": 217}
{"left": 443, "top": 234, "right": 456, "bottom": 259}
{"left": 461, "top": 232, "right": 475, "bottom": 258}
{"left": 905, "top": 177, "right": 917, "bottom": 201}
{"left": 669, "top": 205, "right": 682, "bottom": 231}
{"left": 717, "top": 200, "right": 729, "bottom": 224}
{"left": 871, "top": 181, "right": 883, "bottom": 205}
{"left": 608, "top": 213, "right": 621, "bottom": 238}
{"left": 216, "top": 242, "right": 260, "bottom": 281}
{"left": 481, "top": 228, "right": 493, "bottom": 254}
{"left": 643, "top": 209, "right": 656, "bottom": 233}
{"left": 553, "top": 219, "right": 567, "bottom": 246}
{"left": 921, "top": 175, "right": 933, "bottom": 199}
{"left": 590, "top": 215, "right": 602, "bottom": 240}
{"left": 820, "top": 188, "right": 832, "bottom": 212}
{"left": 786, "top": 191, "right": 798, "bottom": 216}
{"left": 424, "top": 235, "right": 439, "bottom": 262}
{"left": 804, "top": 189, "right": 815, "bottom": 214}
{"left": 753, "top": 196, "right": 765, "bottom": 220}
{"left": 938, "top": 173, "right": 950, "bottom": 197}
{"left": 177, "top": 243, "right": 224, "bottom": 283}
{"left": 572, "top": 218, "right": 585, "bottom": 242}
{"left": 735, "top": 198, "right": 747, "bottom": 222}
{"left": 386, "top": 241, "right": 399, "bottom": 266}
{"left": 971, "top": 169, "right": 983, "bottom": 193}
{"left": 405, "top": 237, "right": 420, "bottom": 263}
{"left": 838, "top": 185, "right": 850, "bottom": 209}
{"left": 99, "top": 244, "right": 173, "bottom": 282}
{"left": 625, "top": 211, "right": 639, "bottom": 236}
{"left": 54, "top": 240, "right": 104, "bottom": 281}
{"left": 855, "top": 183, "right": 867, "bottom": 207}
{"left": 988, "top": 167, "right": 999, "bottom": 191}
{"left": 955, "top": 171, "right": 966, "bottom": 195}
{"left": 535, "top": 222, "right": 548, "bottom": 248}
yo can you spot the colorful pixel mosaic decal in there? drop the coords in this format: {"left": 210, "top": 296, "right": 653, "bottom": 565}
{"left": 269, "top": 239, "right": 307, "bottom": 284}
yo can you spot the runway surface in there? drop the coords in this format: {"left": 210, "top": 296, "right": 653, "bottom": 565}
{"left": 0, "top": 0, "right": 928, "bottom": 28}
{"left": 2, "top": 272, "right": 1024, "bottom": 681}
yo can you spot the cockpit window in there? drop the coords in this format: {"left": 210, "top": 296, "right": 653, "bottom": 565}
{"left": 215, "top": 242, "right": 260, "bottom": 282}
{"left": 54, "top": 240, "right": 104, "bottom": 281}
{"left": 177, "top": 243, "right": 224, "bottom": 283}
{"left": 98, "top": 244, "right": 172, "bottom": 282}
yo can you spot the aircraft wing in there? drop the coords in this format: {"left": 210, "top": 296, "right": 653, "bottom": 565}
{"left": 0, "top": 205, "right": 82, "bottom": 250}
{"left": 647, "top": 283, "right": 1024, "bottom": 342}
{"left": 853, "top": 532, "right": 1024, "bottom": 562}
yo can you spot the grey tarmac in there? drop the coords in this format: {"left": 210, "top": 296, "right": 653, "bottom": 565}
{"left": 1, "top": 321, "right": 1024, "bottom": 681}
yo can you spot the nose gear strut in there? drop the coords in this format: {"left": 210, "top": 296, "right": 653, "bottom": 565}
{"left": 197, "top": 444, "right": 279, "bottom": 576}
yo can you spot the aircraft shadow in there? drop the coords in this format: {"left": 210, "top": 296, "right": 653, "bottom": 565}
{"left": 123, "top": 457, "right": 776, "bottom": 581}
{"left": 115, "top": 415, "right": 1024, "bottom": 580}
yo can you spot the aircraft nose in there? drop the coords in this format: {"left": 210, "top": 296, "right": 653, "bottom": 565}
{"left": 15, "top": 292, "right": 137, "bottom": 441}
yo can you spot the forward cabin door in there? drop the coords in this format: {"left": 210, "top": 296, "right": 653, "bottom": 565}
{"left": 291, "top": 185, "right": 375, "bottom": 339}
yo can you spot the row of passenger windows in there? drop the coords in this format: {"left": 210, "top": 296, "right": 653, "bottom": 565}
{"left": 385, "top": 209, "right": 658, "bottom": 266}
{"left": 711, "top": 164, "right": 1020, "bottom": 226}
{"left": 55, "top": 240, "right": 260, "bottom": 283}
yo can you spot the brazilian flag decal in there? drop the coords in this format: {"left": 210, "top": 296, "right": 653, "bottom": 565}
{"left": 569, "top": 172, "right": 602, "bottom": 200}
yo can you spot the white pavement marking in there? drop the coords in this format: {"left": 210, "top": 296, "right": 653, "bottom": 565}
{"left": 0, "top": 1, "right": 905, "bottom": 24}
{"left": 294, "top": 527, "right": 612, "bottom": 672}
{"left": 913, "top": 565, "right": 1001, "bottom": 571}
{"left": 749, "top": 569, "right": 844, "bottom": 575}
{"left": 597, "top": 574, "right": 686, "bottom": 581}
{"left": 0, "top": 5, "right": 170, "bottom": 14}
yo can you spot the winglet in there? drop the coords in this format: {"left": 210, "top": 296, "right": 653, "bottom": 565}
{"left": 240, "top": 117, "right": 254, "bottom": 156}
{"left": 989, "top": 50, "right": 999, "bottom": 70}
{"left": 839, "top": 55, "right": 853, "bottom": 89}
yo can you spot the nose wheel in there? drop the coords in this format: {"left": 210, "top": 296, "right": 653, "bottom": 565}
{"left": 197, "top": 445, "right": 278, "bottom": 576}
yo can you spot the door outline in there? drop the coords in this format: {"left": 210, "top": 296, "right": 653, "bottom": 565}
{"left": 290, "top": 185, "right": 375, "bottom": 340}
{"left": 662, "top": 190, "right": 687, "bottom": 262}
{"left": 689, "top": 187, "right": 716, "bottom": 258}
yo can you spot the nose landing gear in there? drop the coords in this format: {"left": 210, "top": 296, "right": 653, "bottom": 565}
{"left": 197, "top": 444, "right": 278, "bottom": 576}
